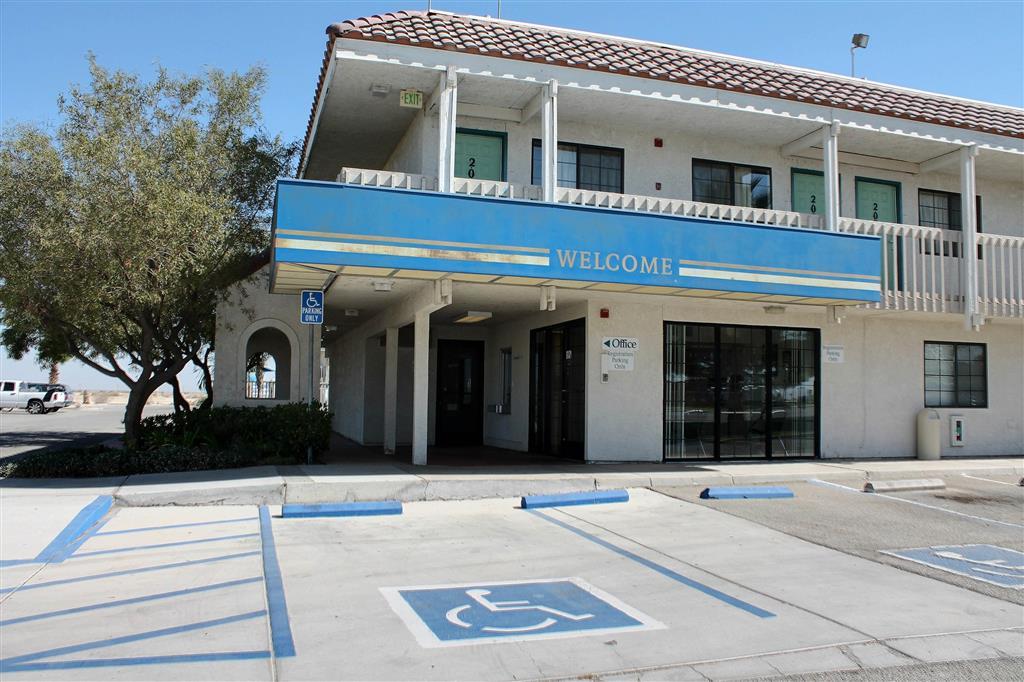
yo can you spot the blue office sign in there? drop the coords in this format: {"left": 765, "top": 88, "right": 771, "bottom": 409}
{"left": 300, "top": 290, "right": 323, "bottom": 325}
{"left": 380, "top": 578, "right": 663, "bottom": 647}
{"left": 882, "top": 544, "right": 1024, "bottom": 589}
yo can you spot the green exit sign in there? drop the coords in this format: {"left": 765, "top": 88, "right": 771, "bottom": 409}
{"left": 400, "top": 89, "right": 423, "bottom": 109}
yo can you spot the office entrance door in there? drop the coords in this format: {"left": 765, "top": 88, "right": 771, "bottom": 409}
{"left": 529, "top": 319, "right": 585, "bottom": 459}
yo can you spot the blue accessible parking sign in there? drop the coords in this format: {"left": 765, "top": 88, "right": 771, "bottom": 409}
{"left": 300, "top": 290, "right": 323, "bottom": 325}
{"left": 882, "top": 544, "right": 1024, "bottom": 589}
{"left": 381, "top": 578, "right": 663, "bottom": 647}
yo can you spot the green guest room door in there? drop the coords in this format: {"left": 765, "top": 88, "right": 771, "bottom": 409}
{"left": 856, "top": 178, "right": 901, "bottom": 289}
{"left": 791, "top": 170, "right": 825, "bottom": 216}
{"left": 454, "top": 130, "right": 506, "bottom": 182}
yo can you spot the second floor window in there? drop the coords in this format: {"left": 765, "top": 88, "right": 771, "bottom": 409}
{"left": 692, "top": 159, "right": 772, "bottom": 209}
{"left": 918, "top": 189, "right": 982, "bottom": 257}
{"left": 531, "top": 140, "right": 624, "bottom": 193}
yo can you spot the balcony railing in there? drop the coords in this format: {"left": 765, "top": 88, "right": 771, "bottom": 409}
{"left": 336, "top": 168, "right": 1023, "bottom": 319}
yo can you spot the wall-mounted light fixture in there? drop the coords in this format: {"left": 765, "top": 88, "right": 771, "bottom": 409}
{"left": 763, "top": 305, "right": 786, "bottom": 315}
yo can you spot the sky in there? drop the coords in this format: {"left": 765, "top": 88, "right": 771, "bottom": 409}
{"left": 1, "top": 0, "right": 1022, "bottom": 390}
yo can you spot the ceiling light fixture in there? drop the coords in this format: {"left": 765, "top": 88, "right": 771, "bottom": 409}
{"left": 763, "top": 305, "right": 786, "bottom": 315}
{"left": 369, "top": 83, "right": 392, "bottom": 98}
{"left": 454, "top": 311, "right": 493, "bottom": 324}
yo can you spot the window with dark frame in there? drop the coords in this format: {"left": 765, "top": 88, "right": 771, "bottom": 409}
{"left": 531, "top": 140, "right": 624, "bottom": 193}
{"left": 924, "top": 341, "right": 987, "bottom": 408}
{"left": 692, "top": 159, "right": 772, "bottom": 209}
{"left": 918, "top": 189, "right": 983, "bottom": 258}
{"left": 499, "top": 347, "right": 512, "bottom": 414}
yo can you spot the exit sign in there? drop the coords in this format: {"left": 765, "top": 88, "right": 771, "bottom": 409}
{"left": 400, "top": 89, "right": 423, "bottom": 109}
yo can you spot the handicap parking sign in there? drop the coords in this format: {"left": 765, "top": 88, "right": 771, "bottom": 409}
{"left": 882, "top": 544, "right": 1024, "bottom": 589}
{"left": 300, "top": 290, "right": 323, "bottom": 325}
{"left": 381, "top": 578, "right": 663, "bottom": 647}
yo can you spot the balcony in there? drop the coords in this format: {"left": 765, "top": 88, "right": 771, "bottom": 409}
{"left": 327, "top": 168, "right": 1024, "bottom": 319}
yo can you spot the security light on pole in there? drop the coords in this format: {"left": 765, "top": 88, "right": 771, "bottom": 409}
{"left": 850, "top": 33, "right": 870, "bottom": 78}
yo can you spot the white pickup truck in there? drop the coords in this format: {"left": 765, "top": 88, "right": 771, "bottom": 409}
{"left": 0, "top": 380, "right": 68, "bottom": 414}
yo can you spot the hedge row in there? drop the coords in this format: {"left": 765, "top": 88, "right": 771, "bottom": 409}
{"left": 1, "top": 402, "right": 332, "bottom": 479}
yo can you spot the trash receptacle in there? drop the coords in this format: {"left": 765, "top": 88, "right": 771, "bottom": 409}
{"left": 917, "top": 408, "right": 941, "bottom": 460}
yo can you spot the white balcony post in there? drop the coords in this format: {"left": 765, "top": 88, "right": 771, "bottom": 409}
{"left": 823, "top": 122, "right": 841, "bottom": 231}
{"left": 412, "top": 309, "right": 430, "bottom": 465}
{"left": 437, "top": 66, "right": 458, "bottom": 193}
{"left": 960, "top": 144, "right": 981, "bottom": 329}
{"left": 542, "top": 80, "right": 558, "bottom": 202}
{"left": 383, "top": 326, "right": 398, "bottom": 455}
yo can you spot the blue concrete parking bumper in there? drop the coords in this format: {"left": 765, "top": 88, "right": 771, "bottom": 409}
{"left": 521, "top": 489, "right": 629, "bottom": 509}
{"left": 700, "top": 486, "right": 795, "bottom": 500}
{"left": 281, "top": 502, "right": 403, "bottom": 518}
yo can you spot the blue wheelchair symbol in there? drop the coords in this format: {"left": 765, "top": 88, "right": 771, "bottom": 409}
{"left": 883, "top": 544, "right": 1024, "bottom": 589}
{"left": 382, "top": 578, "right": 662, "bottom": 647}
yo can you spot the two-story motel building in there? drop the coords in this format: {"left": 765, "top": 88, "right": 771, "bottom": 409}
{"left": 214, "top": 10, "right": 1024, "bottom": 464}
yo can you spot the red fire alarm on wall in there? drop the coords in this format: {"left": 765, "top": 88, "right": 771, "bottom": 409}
{"left": 654, "top": 138, "right": 663, "bottom": 148}
{"left": 600, "top": 308, "right": 610, "bottom": 318}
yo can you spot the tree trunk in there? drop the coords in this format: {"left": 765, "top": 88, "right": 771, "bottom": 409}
{"left": 169, "top": 375, "right": 191, "bottom": 416}
{"left": 122, "top": 381, "right": 156, "bottom": 447}
{"left": 48, "top": 362, "right": 59, "bottom": 385}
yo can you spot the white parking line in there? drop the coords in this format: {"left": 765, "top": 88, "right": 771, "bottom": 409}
{"left": 961, "top": 473, "right": 1020, "bottom": 487}
{"left": 809, "top": 479, "right": 1024, "bottom": 530}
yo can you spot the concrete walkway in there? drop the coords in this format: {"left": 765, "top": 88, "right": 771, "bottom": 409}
{"left": 1, "top": 457, "right": 1020, "bottom": 506}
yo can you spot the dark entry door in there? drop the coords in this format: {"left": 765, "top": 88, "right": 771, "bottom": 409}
{"left": 435, "top": 340, "right": 484, "bottom": 446}
{"left": 530, "top": 319, "right": 585, "bottom": 459}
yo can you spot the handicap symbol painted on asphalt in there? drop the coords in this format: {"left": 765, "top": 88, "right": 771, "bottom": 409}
{"left": 380, "top": 578, "right": 664, "bottom": 647}
{"left": 881, "top": 544, "right": 1024, "bottom": 589}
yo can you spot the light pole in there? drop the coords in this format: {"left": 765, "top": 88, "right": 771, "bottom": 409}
{"left": 850, "top": 33, "right": 870, "bottom": 78}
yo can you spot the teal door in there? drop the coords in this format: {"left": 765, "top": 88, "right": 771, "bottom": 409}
{"left": 454, "top": 131, "right": 505, "bottom": 182}
{"left": 791, "top": 170, "right": 824, "bottom": 216}
{"left": 856, "top": 178, "right": 901, "bottom": 289}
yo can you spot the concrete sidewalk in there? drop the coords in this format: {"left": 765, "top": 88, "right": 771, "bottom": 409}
{"left": 1, "top": 457, "right": 1020, "bottom": 507}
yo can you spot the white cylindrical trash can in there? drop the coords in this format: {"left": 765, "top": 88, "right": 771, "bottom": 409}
{"left": 916, "top": 408, "right": 941, "bottom": 460}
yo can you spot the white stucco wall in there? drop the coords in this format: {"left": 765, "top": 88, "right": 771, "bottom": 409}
{"left": 381, "top": 112, "right": 1023, "bottom": 237}
{"left": 213, "top": 265, "right": 321, "bottom": 408}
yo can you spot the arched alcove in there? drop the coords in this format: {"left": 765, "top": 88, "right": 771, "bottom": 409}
{"left": 244, "top": 326, "right": 292, "bottom": 400}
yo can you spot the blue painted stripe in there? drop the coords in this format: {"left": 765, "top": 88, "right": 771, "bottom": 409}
{"left": 71, "top": 532, "right": 259, "bottom": 558}
{"left": 700, "top": 486, "right": 795, "bottom": 500}
{"left": 530, "top": 510, "right": 775, "bottom": 619}
{"left": 521, "top": 489, "right": 630, "bottom": 509}
{"left": 0, "top": 651, "right": 271, "bottom": 673}
{"left": 0, "top": 577, "right": 264, "bottom": 627}
{"left": 95, "top": 517, "right": 257, "bottom": 536}
{"left": 0, "top": 551, "right": 260, "bottom": 594}
{"left": 0, "top": 610, "right": 266, "bottom": 667}
{"left": 0, "top": 559, "right": 37, "bottom": 567}
{"left": 281, "top": 501, "right": 402, "bottom": 518}
{"left": 258, "top": 506, "right": 296, "bottom": 657}
{"left": 33, "top": 496, "right": 113, "bottom": 563}
{"left": 48, "top": 515, "right": 114, "bottom": 563}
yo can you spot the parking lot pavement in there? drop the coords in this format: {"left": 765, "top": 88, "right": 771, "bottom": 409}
{"left": 0, "top": 404, "right": 171, "bottom": 459}
{"left": 2, "top": 487, "right": 1021, "bottom": 680}
{"left": 656, "top": 473, "right": 1024, "bottom": 605}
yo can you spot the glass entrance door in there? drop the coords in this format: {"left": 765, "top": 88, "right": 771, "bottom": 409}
{"left": 664, "top": 323, "right": 819, "bottom": 460}
{"left": 530, "top": 319, "right": 585, "bottom": 459}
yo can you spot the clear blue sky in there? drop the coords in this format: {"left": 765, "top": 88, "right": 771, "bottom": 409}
{"left": 1, "top": 0, "right": 1021, "bottom": 390}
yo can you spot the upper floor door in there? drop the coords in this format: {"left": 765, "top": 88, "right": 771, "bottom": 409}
{"left": 454, "top": 129, "right": 506, "bottom": 182}
{"left": 856, "top": 178, "right": 902, "bottom": 289}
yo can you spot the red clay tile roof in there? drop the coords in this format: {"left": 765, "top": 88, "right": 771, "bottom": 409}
{"left": 302, "top": 10, "right": 1023, "bottom": 171}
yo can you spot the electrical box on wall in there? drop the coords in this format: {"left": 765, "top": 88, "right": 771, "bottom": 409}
{"left": 950, "top": 415, "right": 966, "bottom": 446}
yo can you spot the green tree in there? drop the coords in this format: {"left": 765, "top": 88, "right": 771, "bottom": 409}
{"left": 0, "top": 57, "right": 296, "bottom": 444}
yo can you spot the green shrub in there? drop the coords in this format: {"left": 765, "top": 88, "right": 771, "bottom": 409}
{"left": 1, "top": 402, "right": 332, "bottom": 478}
{"left": 137, "top": 402, "right": 331, "bottom": 460}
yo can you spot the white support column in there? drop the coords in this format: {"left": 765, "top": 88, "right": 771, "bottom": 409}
{"left": 541, "top": 80, "right": 558, "bottom": 202}
{"left": 960, "top": 144, "right": 981, "bottom": 329}
{"left": 412, "top": 308, "right": 430, "bottom": 465}
{"left": 823, "top": 122, "right": 841, "bottom": 232}
{"left": 437, "top": 66, "right": 458, "bottom": 193}
{"left": 383, "top": 326, "right": 398, "bottom": 455}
